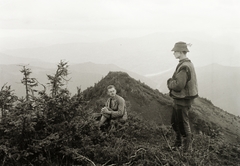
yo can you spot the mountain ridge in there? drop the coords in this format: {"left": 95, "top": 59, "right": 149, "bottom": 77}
{"left": 0, "top": 59, "right": 239, "bottom": 116}
{"left": 147, "top": 63, "right": 240, "bottom": 116}
{"left": 83, "top": 71, "right": 240, "bottom": 143}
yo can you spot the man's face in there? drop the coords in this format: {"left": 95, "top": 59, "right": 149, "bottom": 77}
{"left": 108, "top": 88, "right": 116, "bottom": 97}
{"left": 173, "top": 51, "right": 181, "bottom": 59}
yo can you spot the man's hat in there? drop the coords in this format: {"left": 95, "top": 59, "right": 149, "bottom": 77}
{"left": 171, "top": 41, "right": 189, "bottom": 52}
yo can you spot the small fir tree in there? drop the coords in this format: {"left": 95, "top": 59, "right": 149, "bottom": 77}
{"left": 47, "top": 60, "right": 70, "bottom": 97}
{"left": 0, "top": 84, "right": 17, "bottom": 119}
{"left": 20, "top": 65, "right": 38, "bottom": 101}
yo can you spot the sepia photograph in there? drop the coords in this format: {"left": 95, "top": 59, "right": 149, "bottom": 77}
{"left": 0, "top": 0, "right": 240, "bottom": 165}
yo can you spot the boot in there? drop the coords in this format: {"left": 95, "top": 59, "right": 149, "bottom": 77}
{"left": 183, "top": 135, "right": 192, "bottom": 153}
{"left": 172, "top": 134, "right": 181, "bottom": 151}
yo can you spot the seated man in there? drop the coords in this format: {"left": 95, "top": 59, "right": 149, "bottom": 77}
{"left": 99, "top": 85, "right": 127, "bottom": 127}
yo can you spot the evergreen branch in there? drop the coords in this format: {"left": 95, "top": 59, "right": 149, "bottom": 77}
{"left": 154, "top": 154, "right": 163, "bottom": 165}
{"left": 76, "top": 155, "right": 96, "bottom": 166}
{"left": 1, "top": 83, "right": 8, "bottom": 91}
{"left": 124, "top": 148, "right": 146, "bottom": 165}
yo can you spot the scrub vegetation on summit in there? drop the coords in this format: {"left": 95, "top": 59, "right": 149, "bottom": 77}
{"left": 0, "top": 62, "right": 239, "bottom": 165}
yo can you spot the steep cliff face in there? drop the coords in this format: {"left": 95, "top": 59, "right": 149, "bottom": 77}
{"left": 83, "top": 71, "right": 240, "bottom": 143}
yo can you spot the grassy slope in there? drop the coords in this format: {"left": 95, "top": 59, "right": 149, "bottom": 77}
{"left": 193, "top": 98, "right": 240, "bottom": 143}
{"left": 83, "top": 71, "right": 240, "bottom": 144}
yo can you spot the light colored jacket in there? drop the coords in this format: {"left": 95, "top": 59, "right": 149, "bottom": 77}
{"left": 106, "top": 94, "right": 127, "bottom": 120}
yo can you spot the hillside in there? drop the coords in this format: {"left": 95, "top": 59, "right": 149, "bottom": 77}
{"left": 83, "top": 71, "right": 240, "bottom": 143}
{"left": 147, "top": 63, "right": 240, "bottom": 116}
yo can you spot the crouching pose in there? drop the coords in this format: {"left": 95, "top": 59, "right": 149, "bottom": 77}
{"left": 167, "top": 42, "right": 198, "bottom": 152}
{"left": 99, "top": 85, "right": 127, "bottom": 128}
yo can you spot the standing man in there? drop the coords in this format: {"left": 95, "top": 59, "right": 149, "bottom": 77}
{"left": 167, "top": 42, "right": 198, "bottom": 152}
{"left": 99, "top": 85, "right": 127, "bottom": 128}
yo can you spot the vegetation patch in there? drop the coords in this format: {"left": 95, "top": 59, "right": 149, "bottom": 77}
{"left": 0, "top": 62, "right": 239, "bottom": 165}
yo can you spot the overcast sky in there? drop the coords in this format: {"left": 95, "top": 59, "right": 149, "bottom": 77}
{"left": 1, "top": 0, "right": 239, "bottom": 39}
{"left": 0, "top": 0, "right": 240, "bottom": 68}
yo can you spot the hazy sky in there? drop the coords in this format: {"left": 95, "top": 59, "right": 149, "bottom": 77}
{"left": 0, "top": 0, "right": 240, "bottom": 68}
{"left": 1, "top": 0, "right": 239, "bottom": 39}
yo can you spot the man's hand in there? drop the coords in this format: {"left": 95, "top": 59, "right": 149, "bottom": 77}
{"left": 167, "top": 78, "right": 173, "bottom": 84}
{"left": 167, "top": 78, "right": 173, "bottom": 90}
{"left": 101, "top": 107, "right": 112, "bottom": 114}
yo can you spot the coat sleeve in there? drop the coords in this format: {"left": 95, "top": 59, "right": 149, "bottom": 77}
{"left": 110, "top": 97, "right": 125, "bottom": 118}
{"left": 167, "top": 67, "right": 189, "bottom": 91}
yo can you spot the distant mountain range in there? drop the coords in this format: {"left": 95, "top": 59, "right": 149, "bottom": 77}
{"left": 0, "top": 32, "right": 239, "bottom": 116}
{"left": 0, "top": 53, "right": 239, "bottom": 116}
{"left": 1, "top": 32, "right": 240, "bottom": 75}
{"left": 83, "top": 71, "right": 240, "bottom": 143}
{"left": 0, "top": 53, "right": 56, "bottom": 68}
{"left": 146, "top": 63, "right": 240, "bottom": 116}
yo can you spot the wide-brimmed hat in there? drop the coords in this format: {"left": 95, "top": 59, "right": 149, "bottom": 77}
{"left": 171, "top": 41, "right": 189, "bottom": 52}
